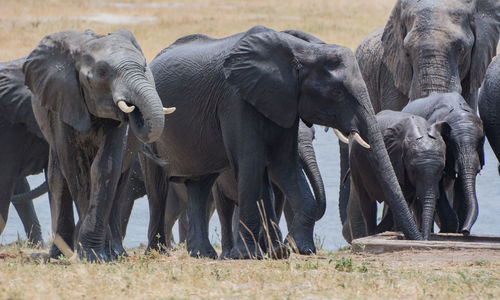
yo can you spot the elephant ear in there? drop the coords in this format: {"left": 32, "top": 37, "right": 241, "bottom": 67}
{"left": 428, "top": 121, "right": 450, "bottom": 140}
{"left": 0, "top": 58, "right": 44, "bottom": 139}
{"left": 382, "top": 124, "right": 405, "bottom": 186}
{"left": 223, "top": 28, "right": 300, "bottom": 128}
{"left": 23, "top": 31, "right": 92, "bottom": 131}
{"left": 381, "top": 0, "right": 412, "bottom": 95}
{"left": 469, "top": 0, "right": 500, "bottom": 91}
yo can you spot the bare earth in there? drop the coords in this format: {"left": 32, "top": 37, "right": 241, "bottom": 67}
{"left": 1, "top": 0, "right": 499, "bottom": 299}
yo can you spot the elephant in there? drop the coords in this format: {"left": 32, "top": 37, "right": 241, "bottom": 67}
{"left": 402, "top": 92, "right": 485, "bottom": 234}
{"left": 342, "top": 110, "right": 448, "bottom": 243}
{"left": 0, "top": 58, "right": 50, "bottom": 247}
{"left": 356, "top": 0, "right": 500, "bottom": 112}
{"left": 23, "top": 29, "right": 175, "bottom": 262}
{"left": 143, "top": 25, "right": 422, "bottom": 260}
{"left": 478, "top": 55, "right": 500, "bottom": 175}
{"left": 119, "top": 120, "right": 325, "bottom": 259}
{"left": 339, "top": 0, "right": 499, "bottom": 227}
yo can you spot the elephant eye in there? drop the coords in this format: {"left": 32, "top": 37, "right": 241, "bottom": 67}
{"left": 95, "top": 62, "right": 110, "bottom": 79}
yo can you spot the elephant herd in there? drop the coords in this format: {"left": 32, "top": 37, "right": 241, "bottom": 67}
{"left": 0, "top": 0, "right": 499, "bottom": 262}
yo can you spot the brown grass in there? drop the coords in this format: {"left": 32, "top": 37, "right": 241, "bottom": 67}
{"left": 1, "top": 242, "right": 500, "bottom": 299}
{"left": 0, "top": 0, "right": 395, "bottom": 61}
{"left": 2, "top": 0, "right": 500, "bottom": 299}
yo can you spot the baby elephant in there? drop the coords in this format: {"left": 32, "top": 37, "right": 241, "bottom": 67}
{"left": 343, "top": 110, "right": 448, "bottom": 242}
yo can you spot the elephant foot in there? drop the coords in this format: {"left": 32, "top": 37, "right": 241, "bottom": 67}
{"left": 27, "top": 239, "right": 47, "bottom": 249}
{"left": 266, "top": 242, "right": 289, "bottom": 259}
{"left": 219, "top": 248, "right": 232, "bottom": 260}
{"left": 187, "top": 240, "right": 217, "bottom": 259}
{"left": 108, "top": 240, "right": 128, "bottom": 260}
{"left": 78, "top": 246, "right": 111, "bottom": 263}
{"left": 49, "top": 243, "right": 64, "bottom": 259}
{"left": 228, "top": 240, "right": 261, "bottom": 259}
{"left": 285, "top": 225, "right": 316, "bottom": 255}
{"left": 144, "top": 246, "right": 169, "bottom": 256}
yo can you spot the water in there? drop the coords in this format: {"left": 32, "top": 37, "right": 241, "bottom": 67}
{"left": 1, "top": 129, "right": 499, "bottom": 250}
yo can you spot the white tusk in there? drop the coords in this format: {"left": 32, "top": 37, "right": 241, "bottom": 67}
{"left": 333, "top": 129, "right": 349, "bottom": 144}
{"left": 163, "top": 107, "right": 176, "bottom": 114}
{"left": 117, "top": 100, "right": 135, "bottom": 113}
{"left": 352, "top": 132, "right": 370, "bottom": 149}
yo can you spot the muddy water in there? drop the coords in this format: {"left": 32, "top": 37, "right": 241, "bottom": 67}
{"left": 1, "top": 128, "right": 499, "bottom": 250}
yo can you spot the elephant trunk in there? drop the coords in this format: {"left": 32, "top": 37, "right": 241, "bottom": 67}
{"left": 297, "top": 127, "right": 326, "bottom": 220}
{"left": 358, "top": 107, "right": 422, "bottom": 240}
{"left": 457, "top": 166, "right": 479, "bottom": 235}
{"left": 114, "top": 69, "right": 165, "bottom": 143}
{"left": 11, "top": 181, "right": 48, "bottom": 203}
{"left": 410, "top": 51, "right": 460, "bottom": 100}
{"left": 420, "top": 192, "right": 438, "bottom": 240}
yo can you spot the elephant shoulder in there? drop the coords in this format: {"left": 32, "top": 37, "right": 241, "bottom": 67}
{"left": 0, "top": 58, "right": 44, "bottom": 138}
{"left": 154, "top": 34, "right": 217, "bottom": 59}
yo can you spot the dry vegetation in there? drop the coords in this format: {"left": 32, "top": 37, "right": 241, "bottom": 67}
{"left": 1, "top": 242, "right": 500, "bottom": 299}
{"left": 1, "top": 0, "right": 500, "bottom": 299}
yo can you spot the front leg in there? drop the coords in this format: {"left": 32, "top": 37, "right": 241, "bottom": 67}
{"left": 77, "top": 126, "right": 127, "bottom": 262}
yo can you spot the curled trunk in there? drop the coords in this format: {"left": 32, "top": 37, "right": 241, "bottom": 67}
{"left": 11, "top": 181, "right": 48, "bottom": 203}
{"left": 298, "top": 131, "right": 326, "bottom": 220}
{"left": 115, "top": 71, "right": 165, "bottom": 143}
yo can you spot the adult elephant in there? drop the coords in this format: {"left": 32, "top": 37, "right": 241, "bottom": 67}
{"left": 144, "top": 25, "right": 421, "bottom": 259}
{"left": 402, "top": 92, "right": 485, "bottom": 234}
{"left": 342, "top": 111, "right": 448, "bottom": 243}
{"left": 479, "top": 55, "right": 500, "bottom": 175}
{"left": 339, "top": 0, "right": 500, "bottom": 226}
{"left": 0, "top": 58, "right": 49, "bottom": 247}
{"left": 356, "top": 0, "right": 500, "bottom": 112}
{"left": 23, "top": 29, "right": 175, "bottom": 262}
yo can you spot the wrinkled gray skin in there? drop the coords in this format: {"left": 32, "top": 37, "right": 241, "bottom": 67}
{"left": 342, "top": 111, "right": 448, "bottom": 243}
{"left": 0, "top": 58, "right": 49, "bottom": 247}
{"left": 119, "top": 121, "right": 326, "bottom": 259}
{"left": 145, "top": 25, "right": 421, "bottom": 259}
{"left": 402, "top": 92, "right": 485, "bottom": 235}
{"left": 479, "top": 55, "right": 500, "bottom": 175}
{"left": 24, "top": 29, "right": 166, "bottom": 262}
{"left": 339, "top": 0, "right": 500, "bottom": 226}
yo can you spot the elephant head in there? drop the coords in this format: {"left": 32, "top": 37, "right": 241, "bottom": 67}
{"left": 23, "top": 29, "right": 174, "bottom": 143}
{"left": 380, "top": 111, "right": 448, "bottom": 239}
{"left": 382, "top": 0, "right": 500, "bottom": 101}
{"left": 223, "top": 27, "right": 422, "bottom": 240}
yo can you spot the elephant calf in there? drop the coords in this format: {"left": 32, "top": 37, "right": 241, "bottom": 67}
{"left": 343, "top": 110, "right": 448, "bottom": 243}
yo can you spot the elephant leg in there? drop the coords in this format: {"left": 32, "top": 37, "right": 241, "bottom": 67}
{"left": 76, "top": 128, "right": 126, "bottom": 262}
{"left": 436, "top": 179, "right": 459, "bottom": 233}
{"left": 12, "top": 178, "right": 45, "bottom": 248}
{"left": 107, "top": 174, "right": 129, "bottom": 259}
{"left": 273, "top": 184, "right": 285, "bottom": 224}
{"left": 269, "top": 159, "right": 316, "bottom": 255}
{"left": 258, "top": 171, "right": 287, "bottom": 259}
{"left": 283, "top": 200, "right": 294, "bottom": 231}
{"left": 342, "top": 181, "right": 367, "bottom": 243}
{"left": 47, "top": 152, "right": 75, "bottom": 259}
{"left": 139, "top": 154, "right": 169, "bottom": 254}
{"left": 0, "top": 176, "right": 15, "bottom": 237}
{"left": 164, "top": 185, "right": 185, "bottom": 248}
{"left": 214, "top": 183, "right": 236, "bottom": 259}
{"left": 185, "top": 174, "right": 218, "bottom": 259}
{"left": 177, "top": 211, "right": 188, "bottom": 245}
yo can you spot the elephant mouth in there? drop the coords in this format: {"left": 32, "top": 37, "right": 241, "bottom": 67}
{"left": 333, "top": 129, "right": 371, "bottom": 149}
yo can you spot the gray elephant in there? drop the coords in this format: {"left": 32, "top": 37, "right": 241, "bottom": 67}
{"left": 402, "top": 92, "right": 485, "bottom": 234}
{"left": 339, "top": 0, "right": 499, "bottom": 228}
{"left": 23, "top": 29, "right": 175, "bottom": 262}
{"left": 356, "top": 0, "right": 500, "bottom": 111}
{"left": 479, "top": 55, "right": 500, "bottom": 175}
{"left": 0, "top": 58, "right": 49, "bottom": 247}
{"left": 143, "top": 25, "right": 421, "bottom": 260}
{"left": 342, "top": 110, "right": 448, "bottom": 243}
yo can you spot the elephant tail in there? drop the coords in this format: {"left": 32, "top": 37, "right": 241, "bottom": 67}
{"left": 11, "top": 181, "right": 48, "bottom": 203}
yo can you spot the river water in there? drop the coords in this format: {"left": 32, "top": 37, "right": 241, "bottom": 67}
{"left": 1, "top": 128, "right": 499, "bottom": 250}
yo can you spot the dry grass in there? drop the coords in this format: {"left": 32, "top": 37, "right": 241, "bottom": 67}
{"left": 0, "top": 0, "right": 395, "bottom": 61}
{"left": 1, "top": 242, "right": 500, "bottom": 299}
{"left": 2, "top": 0, "right": 500, "bottom": 299}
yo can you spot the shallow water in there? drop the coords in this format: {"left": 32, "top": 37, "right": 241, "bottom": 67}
{"left": 1, "top": 128, "right": 499, "bottom": 250}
